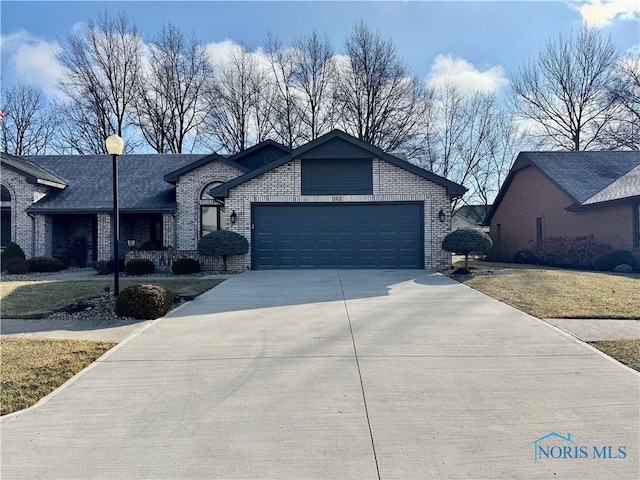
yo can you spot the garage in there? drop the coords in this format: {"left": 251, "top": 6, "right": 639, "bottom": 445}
{"left": 252, "top": 203, "right": 423, "bottom": 269}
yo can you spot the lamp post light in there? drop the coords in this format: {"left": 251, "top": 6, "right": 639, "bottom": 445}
{"left": 105, "top": 134, "right": 124, "bottom": 296}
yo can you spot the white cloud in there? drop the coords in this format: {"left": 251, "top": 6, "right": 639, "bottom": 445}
{"left": 1, "top": 31, "right": 66, "bottom": 99}
{"left": 575, "top": 0, "right": 640, "bottom": 27}
{"left": 427, "top": 54, "right": 508, "bottom": 94}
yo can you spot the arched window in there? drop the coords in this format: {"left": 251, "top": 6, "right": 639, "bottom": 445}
{"left": 1, "top": 185, "right": 12, "bottom": 247}
{"left": 200, "top": 182, "right": 225, "bottom": 237}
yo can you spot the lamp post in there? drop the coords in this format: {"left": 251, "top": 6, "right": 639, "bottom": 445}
{"left": 105, "top": 134, "right": 124, "bottom": 296}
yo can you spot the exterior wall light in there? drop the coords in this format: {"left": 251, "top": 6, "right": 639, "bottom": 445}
{"left": 230, "top": 210, "right": 238, "bottom": 224}
{"left": 127, "top": 239, "right": 136, "bottom": 249}
{"left": 438, "top": 209, "right": 446, "bottom": 223}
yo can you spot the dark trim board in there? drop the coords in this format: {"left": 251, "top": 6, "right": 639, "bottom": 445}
{"left": 251, "top": 202, "right": 425, "bottom": 270}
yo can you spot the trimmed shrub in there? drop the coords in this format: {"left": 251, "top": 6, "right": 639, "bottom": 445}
{"left": 531, "top": 235, "right": 609, "bottom": 270}
{"left": 95, "top": 258, "right": 126, "bottom": 275}
{"left": 442, "top": 228, "right": 493, "bottom": 269}
{"left": 198, "top": 230, "right": 249, "bottom": 272}
{"left": 1, "top": 242, "right": 26, "bottom": 265}
{"left": 115, "top": 284, "right": 174, "bottom": 319}
{"left": 3, "top": 257, "right": 28, "bottom": 274}
{"left": 513, "top": 250, "right": 537, "bottom": 265}
{"left": 125, "top": 258, "right": 155, "bottom": 276}
{"left": 27, "top": 256, "right": 65, "bottom": 272}
{"left": 593, "top": 249, "right": 638, "bottom": 272}
{"left": 52, "top": 254, "right": 71, "bottom": 270}
{"left": 171, "top": 258, "right": 201, "bottom": 275}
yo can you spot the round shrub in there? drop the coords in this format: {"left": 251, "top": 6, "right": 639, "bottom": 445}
{"left": 198, "top": 230, "right": 249, "bottom": 271}
{"left": 52, "top": 254, "right": 70, "bottom": 270}
{"left": 125, "top": 258, "right": 155, "bottom": 276}
{"left": 593, "top": 249, "right": 638, "bottom": 272}
{"left": 95, "top": 258, "right": 126, "bottom": 275}
{"left": 3, "top": 257, "right": 28, "bottom": 274}
{"left": 171, "top": 258, "right": 201, "bottom": 275}
{"left": 513, "top": 250, "right": 537, "bottom": 265}
{"left": 442, "top": 228, "right": 493, "bottom": 269}
{"left": 1, "top": 242, "right": 26, "bottom": 264}
{"left": 27, "top": 256, "right": 65, "bottom": 272}
{"left": 115, "top": 284, "right": 174, "bottom": 319}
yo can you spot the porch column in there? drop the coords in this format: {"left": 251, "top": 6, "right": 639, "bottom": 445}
{"left": 162, "top": 213, "right": 175, "bottom": 249}
{"left": 96, "top": 213, "right": 112, "bottom": 261}
{"left": 33, "top": 214, "right": 53, "bottom": 257}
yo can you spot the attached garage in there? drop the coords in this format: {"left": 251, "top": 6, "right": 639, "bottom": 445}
{"left": 252, "top": 203, "right": 423, "bottom": 269}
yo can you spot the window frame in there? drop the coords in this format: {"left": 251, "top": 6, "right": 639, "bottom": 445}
{"left": 200, "top": 181, "right": 225, "bottom": 238}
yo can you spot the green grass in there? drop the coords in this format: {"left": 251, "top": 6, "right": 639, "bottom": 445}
{"left": 0, "top": 338, "right": 116, "bottom": 415}
{"left": 1, "top": 278, "right": 222, "bottom": 318}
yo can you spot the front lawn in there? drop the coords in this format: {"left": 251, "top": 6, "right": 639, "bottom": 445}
{"left": 589, "top": 340, "right": 640, "bottom": 371}
{"left": 1, "top": 278, "right": 222, "bottom": 318}
{"left": 1, "top": 338, "right": 115, "bottom": 415}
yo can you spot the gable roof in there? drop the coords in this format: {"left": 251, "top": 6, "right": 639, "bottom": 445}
{"left": 27, "top": 154, "right": 205, "bottom": 213}
{"left": 208, "top": 129, "right": 466, "bottom": 198}
{"left": 454, "top": 205, "right": 491, "bottom": 224}
{"left": 163, "top": 152, "right": 249, "bottom": 183}
{"left": 1, "top": 152, "right": 67, "bottom": 189}
{"left": 486, "top": 151, "right": 640, "bottom": 224}
{"left": 225, "top": 139, "right": 291, "bottom": 169}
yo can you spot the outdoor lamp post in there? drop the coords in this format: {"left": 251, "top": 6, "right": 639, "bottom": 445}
{"left": 106, "top": 134, "right": 124, "bottom": 296}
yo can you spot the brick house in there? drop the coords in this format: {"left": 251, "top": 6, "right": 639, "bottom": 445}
{"left": 1, "top": 130, "right": 466, "bottom": 271}
{"left": 485, "top": 151, "right": 640, "bottom": 262}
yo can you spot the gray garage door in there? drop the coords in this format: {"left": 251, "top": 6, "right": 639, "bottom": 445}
{"left": 252, "top": 203, "right": 423, "bottom": 269}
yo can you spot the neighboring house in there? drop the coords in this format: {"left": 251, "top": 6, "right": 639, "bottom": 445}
{"left": 1, "top": 130, "right": 466, "bottom": 271}
{"left": 452, "top": 205, "right": 491, "bottom": 231}
{"left": 486, "top": 151, "right": 640, "bottom": 262}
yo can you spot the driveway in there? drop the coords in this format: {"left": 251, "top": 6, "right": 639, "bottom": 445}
{"left": 2, "top": 270, "right": 638, "bottom": 479}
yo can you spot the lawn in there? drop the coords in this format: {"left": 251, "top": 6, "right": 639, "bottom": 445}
{"left": 1, "top": 338, "right": 115, "bottom": 415}
{"left": 456, "top": 259, "right": 639, "bottom": 319}
{"left": 1, "top": 278, "right": 223, "bottom": 318}
{"left": 589, "top": 340, "right": 640, "bottom": 371}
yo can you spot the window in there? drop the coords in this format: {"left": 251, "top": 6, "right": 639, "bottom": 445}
{"left": 536, "top": 217, "right": 543, "bottom": 245}
{"left": 301, "top": 158, "right": 373, "bottom": 195}
{"left": 1, "top": 185, "right": 11, "bottom": 247}
{"left": 634, "top": 203, "right": 640, "bottom": 248}
{"left": 200, "top": 182, "right": 225, "bottom": 237}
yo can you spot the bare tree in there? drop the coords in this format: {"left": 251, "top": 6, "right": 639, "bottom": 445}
{"left": 57, "top": 10, "right": 143, "bottom": 153}
{"left": 291, "top": 31, "right": 337, "bottom": 141}
{"left": 511, "top": 26, "right": 619, "bottom": 151}
{"left": 135, "top": 24, "right": 211, "bottom": 153}
{"left": 202, "top": 44, "right": 266, "bottom": 153}
{"left": 336, "top": 22, "right": 428, "bottom": 154}
{"left": 0, "top": 83, "right": 57, "bottom": 155}
{"left": 263, "top": 34, "right": 304, "bottom": 148}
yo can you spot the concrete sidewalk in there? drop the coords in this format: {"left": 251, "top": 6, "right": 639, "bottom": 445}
{"left": 2, "top": 270, "right": 638, "bottom": 479}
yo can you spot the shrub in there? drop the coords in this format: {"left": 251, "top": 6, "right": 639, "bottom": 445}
{"left": 3, "top": 257, "right": 28, "bottom": 274}
{"left": 115, "top": 284, "right": 174, "bottom": 319}
{"left": 593, "top": 249, "right": 638, "bottom": 272}
{"left": 52, "top": 254, "right": 70, "bottom": 270}
{"left": 125, "top": 258, "right": 155, "bottom": 276}
{"left": 171, "top": 258, "right": 201, "bottom": 275}
{"left": 1, "top": 242, "right": 26, "bottom": 265}
{"left": 530, "top": 235, "right": 610, "bottom": 270}
{"left": 27, "top": 256, "right": 65, "bottom": 272}
{"left": 441, "top": 228, "right": 492, "bottom": 269}
{"left": 198, "top": 230, "right": 249, "bottom": 272}
{"left": 513, "top": 250, "right": 537, "bottom": 265}
{"left": 95, "top": 258, "right": 126, "bottom": 275}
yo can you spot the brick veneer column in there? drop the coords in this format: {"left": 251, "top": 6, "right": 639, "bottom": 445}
{"left": 33, "top": 214, "right": 53, "bottom": 257}
{"left": 162, "top": 213, "right": 175, "bottom": 248}
{"left": 97, "top": 214, "right": 112, "bottom": 261}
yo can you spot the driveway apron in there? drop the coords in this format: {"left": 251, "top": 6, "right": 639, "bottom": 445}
{"left": 1, "top": 270, "right": 638, "bottom": 479}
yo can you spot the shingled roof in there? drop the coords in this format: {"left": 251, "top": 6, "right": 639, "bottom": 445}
{"left": 486, "top": 150, "right": 640, "bottom": 223}
{"left": 26, "top": 154, "right": 206, "bottom": 213}
{"left": 1, "top": 153, "right": 67, "bottom": 189}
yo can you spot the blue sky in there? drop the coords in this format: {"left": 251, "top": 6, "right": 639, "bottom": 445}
{"left": 1, "top": 1, "right": 639, "bottom": 99}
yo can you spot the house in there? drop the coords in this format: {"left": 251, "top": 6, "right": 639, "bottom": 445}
{"left": 485, "top": 151, "right": 640, "bottom": 262}
{"left": 452, "top": 205, "right": 491, "bottom": 231}
{"left": 1, "top": 130, "right": 466, "bottom": 271}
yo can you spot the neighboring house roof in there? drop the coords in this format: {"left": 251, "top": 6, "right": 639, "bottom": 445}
{"left": 27, "top": 154, "right": 205, "bottom": 213}
{"left": 486, "top": 151, "right": 640, "bottom": 223}
{"left": 209, "top": 129, "right": 467, "bottom": 198}
{"left": 454, "top": 205, "right": 491, "bottom": 225}
{"left": 163, "top": 153, "right": 250, "bottom": 183}
{"left": 1, "top": 152, "right": 67, "bottom": 189}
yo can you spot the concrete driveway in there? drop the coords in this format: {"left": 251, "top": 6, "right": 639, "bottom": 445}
{"left": 2, "top": 270, "right": 638, "bottom": 479}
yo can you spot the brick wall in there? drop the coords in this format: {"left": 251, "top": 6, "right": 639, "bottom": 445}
{"left": 1, "top": 167, "right": 49, "bottom": 257}
{"left": 224, "top": 158, "right": 453, "bottom": 271}
{"left": 97, "top": 214, "right": 112, "bottom": 261}
{"left": 125, "top": 249, "right": 228, "bottom": 272}
{"left": 175, "top": 161, "right": 244, "bottom": 250}
{"left": 490, "top": 166, "right": 639, "bottom": 261}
